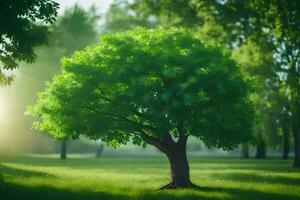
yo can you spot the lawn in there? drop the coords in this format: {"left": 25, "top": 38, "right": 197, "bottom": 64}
{"left": 0, "top": 155, "right": 299, "bottom": 200}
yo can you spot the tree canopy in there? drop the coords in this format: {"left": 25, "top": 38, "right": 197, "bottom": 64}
{"left": 0, "top": 0, "right": 59, "bottom": 85}
{"left": 28, "top": 27, "right": 254, "bottom": 150}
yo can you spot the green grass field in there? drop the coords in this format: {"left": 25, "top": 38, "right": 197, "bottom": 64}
{"left": 0, "top": 155, "right": 299, "bottom": 200}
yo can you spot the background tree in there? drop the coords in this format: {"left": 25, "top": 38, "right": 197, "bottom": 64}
{"left": 0, "top": 0, "right": 59, "bottom": 85}
{"left": 49, "top": 5, "right": 99, "bottom": 56}
{"left": 104, "top": 0, "right": 155, "bottom": 33}
{"left": 267, "top": 86, "right": 292, "bottom": 159}
{"left": 0, "top": 5, "right": 101, "bottom": 157}
{"left": 41, "top": 4, "right": 100, "bottom": 159}
{"left": 196, "top": 0, "right": 300, "bottom": 167}
{"left": 27, "top": 27, "right": 254, "bottom": 189}
{"left": 232, "top": 39, "right": 277, "bottom": 159}
{"left": 96, "top": 141, "right": 104, "bottom": 158}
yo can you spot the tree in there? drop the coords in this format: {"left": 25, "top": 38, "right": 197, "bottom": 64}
{"left": 47, "top": 5, "right": 100, "bottom": 159}
{"left": 232, "top": 39, "right": 278, "bottom": 159}
{"left": 130, "top": 0, "right": 274, "bottom": 158}
{"left": 268, "top": 87, "right": 292, "bottom": 159}
{"left": 49, "top": 4, "right": 99, "bottom": 57}
{"left": 130, "top": 0, "right": 199, "bottom": 27}
{"left": 104, "top": 0, "right": 155, "bottom": 33}
{"left": 60, "top": 138, "right": 67, "bottom": 159}
{"left": 96, "top": 141, "right": 104, "bottom": 158}
{"left": 27, "top": 27, "right": 255, "bottom": 189}
{"left": 131, "top": 1, "right": 300, "bottom": 163}
{"left": 241, "top": 143, "right": 250, "bottom": 158}
{"left": 0, "top": 0, "right": 59, "bottom": 85}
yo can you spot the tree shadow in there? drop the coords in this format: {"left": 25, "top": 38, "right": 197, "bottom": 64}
{"left": 0, "top": 159, "right": 299, "bottom": 200}
{"left": 0, "top": 173, "right": 298, "bottom": 200}
{"left": 0, "top": 182, "right": 128, "bottom": 200}
{"left": 215, "top": 172, "right": 300, "bottom": 186}
{"left": 181, "top": 186, "right": 300, "bottom": 200}
{"left": 191, "top": 157, "right": 299, "bottom": 173}
{"left": 0, "top": 164, "right": 56, "bottom": 178}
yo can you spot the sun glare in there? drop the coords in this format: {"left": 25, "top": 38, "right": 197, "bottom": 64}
{"left": 0, "top": 94, "right": 6, "bottom": 124}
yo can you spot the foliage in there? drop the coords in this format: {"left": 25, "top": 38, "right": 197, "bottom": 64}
{"left": 0, "top": 5, "right": 101, "bottom": 154}
{"left": 232, "top": 40, "right": 278, "bottom": 146}
{"left": 22, "top": 4, "right": 101, "bottom": 95}
{"left": 131, "top": 0, "right": 199, "bottom": 27}
{"left": 49, "top": 4, "right": 100, "bottom": 57}
{"left": 104, "top": 0, "right": 155, "bottom": 33}
{"left": 27, "top": 27, "right": 254, "bottom": 151}
{"left": 0, "top": 0, "right": 59, "bottom": 85}
{"left": 196, "top": 0, "right": 300, "bottom": 164}
{"left": 130, "top": 0, "right": 300, "bottom": 157}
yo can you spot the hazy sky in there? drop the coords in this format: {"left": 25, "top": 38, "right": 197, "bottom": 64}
{"left": 56, "top": 0, "right": 114, "bottom": 14}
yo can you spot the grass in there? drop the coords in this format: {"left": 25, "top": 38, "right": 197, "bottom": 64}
{"left": 0, "top": 155, "right": 299, "bottom": 200}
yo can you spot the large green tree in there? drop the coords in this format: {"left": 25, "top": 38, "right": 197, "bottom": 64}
{"left": 0, "top": 0, "right": 59, "bottom": 85}
{"left": 132, "top": 0, "right": 299, "bottom": 164}
{"left": 27, "top": 27, "right": 254, "bottom": 189}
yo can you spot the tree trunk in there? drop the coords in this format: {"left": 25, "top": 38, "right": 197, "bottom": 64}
{"left": 60, "top": 139, "right": 67, "bottom": 159}
{"left": 256, "top": 140, "right": 266, "bottom": 159}
{"left": 142, "top": 131, "right": 195, "bottom": 189}
{"left": 162, "top": 146, "right": 192, "bottom": 189}
{"left": 293, "top": 126, "right": 300, "bottom": 167}
{"left": 96, "top": 143, "right": 104, "bottom": 158}
{"left": 292, "top": 98, "right": 300, "bottom": 167}
{"left": 282, "top": 124, "right": 290, "bottom": 159}
{"left": 241, "top": 143, "right": 249, "bottom": 158}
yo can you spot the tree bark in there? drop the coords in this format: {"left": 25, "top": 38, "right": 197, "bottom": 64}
{"left": 142, "top": 131, "right": 195, "bottom": 189}
{"left": 241, "top": 143, "right": 250, "bottom": 158}
{"left": 60, "top": 139, "right": 67, "bottom": 159}
{"left": 256, "top": 139, "right": 266, "bottom": 159}
{"left": 162, "top": 143, "right": 193, "bottom": 189}
{"left": 282, "top": 124, "right": 290, "bottom": 159}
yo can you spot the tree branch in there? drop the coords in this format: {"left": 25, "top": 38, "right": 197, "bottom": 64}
{"left": 177, "top": 123, "right": 188, "bottom": 146}
{"left": 94, "top": 83, "right": 149, "bottom": 120}
{"left": 141, "top": 133, "right": 170, "bottom": 154}
{"left": 83, "top": 105, "right": 156, "bottom": 132}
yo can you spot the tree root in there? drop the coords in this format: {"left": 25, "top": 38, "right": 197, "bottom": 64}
{"left": 158, "top": 181, "right": 199, "bottom": 190}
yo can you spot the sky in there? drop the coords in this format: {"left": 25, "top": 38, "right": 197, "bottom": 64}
{"left": 56, "top": 0, "right": 114, "bottom": 14}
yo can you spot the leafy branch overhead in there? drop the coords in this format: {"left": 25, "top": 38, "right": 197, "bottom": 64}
{"left": 0, "top": 0, "right": 59, "bottom": 85}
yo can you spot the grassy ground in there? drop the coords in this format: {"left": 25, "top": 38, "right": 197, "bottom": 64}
{"left": 0, "top": 155, "right": 299, "bottom": 200}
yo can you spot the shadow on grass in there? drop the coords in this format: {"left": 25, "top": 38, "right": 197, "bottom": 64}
{"left": 0, "top": 160, "right": 299, "bottom": 200}
{"left": 0, "top": 181, "right": 299, "bottom": 200}
{"left": 0, "top": 166, "right": 298, "bottom": 200}
{"left": 0, "top": 164, "right": 56, "bottom": 178}
{"left": 216, "top": 172, "right": 300, "bottom": 186}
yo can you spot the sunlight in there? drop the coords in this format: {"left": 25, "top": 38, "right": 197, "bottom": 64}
{"left": 0, "top": 92, "right": 7, "bottom": 124}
